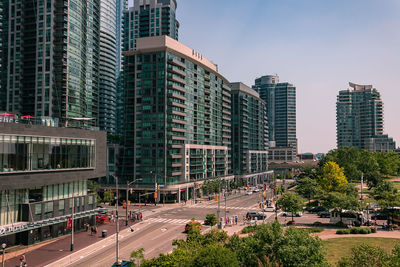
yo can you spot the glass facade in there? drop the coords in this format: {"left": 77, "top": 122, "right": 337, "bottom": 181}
{"left": 0, "top": 135, "right": 95, "bottom": 173}
{"left": 124, "top": 0, "right": 179, "bottom": 51}
{"left": 0, "top": 180, "right": 91, "bottom": 226}
{"left": 337, "top": 84, "right": 384, "bottom": 150}
{"left": 2, "top": 0, "right": 100, "bottom": 126}
{"left": 253, "top": 75, "right": 297, "bottom": 149}
{"left": 121, "top": 41, "right": 231, "bottom": 186}
{"left": 231, "top": 83, "right": 268, "bottom": 175}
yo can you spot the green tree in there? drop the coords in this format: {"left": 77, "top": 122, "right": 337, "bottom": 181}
{"left": 205, "top": 213, "right": 218, "bottom": 227}
{"left": 296, "top": 177, "right": 322, "bottom": 203}
{"left": 277, "top": 193, "right": 304, "bottom": 221}
{"left": 319, "top": 161, "right": 348, "bottom": 192}
{"left": 130, "top": 248, "right": 145, "bottom": 267}
{"left": 375, "top": 152, "right": 400, "bottom": 177}
{"left": 321, "top": 192, "right": 360, "bottom": 212}
{"left": 103, "top": 189, "right": 114, "bottom": 205}
{"left": 338, "top": 243, "right": 390, "bottom": 267}
{"left": 192, "top": 243, "right": 240, "bottom": 267}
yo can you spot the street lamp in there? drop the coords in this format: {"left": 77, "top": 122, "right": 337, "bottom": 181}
{"left": 1, "top": 243, "right": 6, "bottom": 267}
{"left": 126, "top": 178, "right": 142, "bottom": 226}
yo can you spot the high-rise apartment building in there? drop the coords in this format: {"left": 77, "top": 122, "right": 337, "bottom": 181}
{"left": 253, "top": 75, "right": 297, "bottom": 161}
{"left": 99, "top": 0, "right": 118, "bottom": 134}
{"left": 336, "top": 82, "right": 395, "bottom": 152}
{"left": 230, "top": 82, "right": 269, "bottom": 183}
{"left": 2, "top": 0, "right": 100, "bottom": 125}
{"left": 121, "top": 36, "right": 232, "bottom": 201}
{"left": 123, "top": 0, "right": 179, "bottom": 51}
{"left": 0, "top": 1, "right": 3, "bottom": 111}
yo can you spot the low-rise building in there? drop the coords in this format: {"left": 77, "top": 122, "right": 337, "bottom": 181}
{"left": 0, "top": 118, "right": 106, "bottom": 247}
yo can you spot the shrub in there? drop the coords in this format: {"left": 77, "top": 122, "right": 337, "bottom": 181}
{"left": 336, "top": 229, "right": 351, "bottom": 235}
{"left": 350, "top": 227, "right": 371, "bottom": 234}
{"left": 241, "top": 226, "right": 256, "bottom": 234}
{"left": 336, "top": 221, "right": 347, "bottom": 228}
{"left": 301, "top": 227, "right": 325, "bottom": 233}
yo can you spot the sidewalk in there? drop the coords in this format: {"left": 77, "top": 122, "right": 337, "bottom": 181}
{"left": 5, "top": 220, "right": 134, "bottom": 267}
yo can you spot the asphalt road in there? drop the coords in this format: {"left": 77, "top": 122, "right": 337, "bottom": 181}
{"left": 68, "top": 191, "right": 266, "bottom": 267}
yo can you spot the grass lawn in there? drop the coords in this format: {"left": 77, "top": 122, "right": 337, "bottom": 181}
{"left": 323, "top": 237, "right": 400, "bottom": 266}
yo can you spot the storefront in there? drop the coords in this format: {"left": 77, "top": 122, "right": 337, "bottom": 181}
{"left": 0, "top": 209, "right": 102, "bottom": 247}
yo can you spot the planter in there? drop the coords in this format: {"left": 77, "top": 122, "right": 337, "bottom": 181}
{"left": 371, "top": 228, "right": 377, "bottom": 233}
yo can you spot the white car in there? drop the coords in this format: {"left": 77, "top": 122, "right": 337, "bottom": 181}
{"left": 283, "top": 211, "right": 303, "bottom": 217}
{"left": 252, "top": 188, "right": 260, "bottom": 193}
{"left": 263, "top": 206, "right": 276, "bottom": 212}
{"left": 246, "top": 190, "right": 253, "bottom": 195}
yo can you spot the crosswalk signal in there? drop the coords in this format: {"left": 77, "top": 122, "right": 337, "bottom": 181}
{"left": 130, "top": 188, "right": 133, "bottom": 194}
{"left": 215, "top": 195, "right": 219, "bottom": 201}
{"left": 154, "top": 192, "right": 158, "bottom": 199}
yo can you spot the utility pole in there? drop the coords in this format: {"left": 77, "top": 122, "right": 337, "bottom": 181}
{"left": 115, "top": 176, "right": 119, "bottom": 265}
{"left": 71, "top": 192, "right": 74, "bottom": 251}
{"left": 217, "top": 181, "right": 221, "bottom": 229}
{"left": 224, "top": 183, "right": 227, "bottom": 226}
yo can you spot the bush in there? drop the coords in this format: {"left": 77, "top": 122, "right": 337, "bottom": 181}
{"left": 336, "top": 229, "right": 351, "bottom": 235}
{"left": 336, "top": 221, "right": 347, "bottom": 228}
{"left": 350, "top": 227, "right": 371, "bottom": 234}
{"left": 241, "top": 226, "right": 256, "bottom": 234}
{"left": 301, "top": 227, "right": 324, "bottom": 233}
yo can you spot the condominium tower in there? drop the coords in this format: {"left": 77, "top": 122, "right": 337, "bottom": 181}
{"left": 123, "top": 0, "right": 179, "bottom": 51}
{"left": 336, "top": 82, "right": 395, "bottom": 152}
{"left": 1, "top": 1, "right": 101, "bottom": 124}
{"left": 99, "top": 0, "right": 118, "bottom": 134}
{"left": 230, "top": 82, "right": 269, "bottom": 183}
{"left": 121, "top": 36, "right": 232, "bottom": 200}
{"left": 253, "top": 75, "right": 297, "bottom": 161}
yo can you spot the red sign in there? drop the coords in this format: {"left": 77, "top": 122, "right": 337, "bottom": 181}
{"left": 67, "top": 218, "right": 72, "bottom": 230}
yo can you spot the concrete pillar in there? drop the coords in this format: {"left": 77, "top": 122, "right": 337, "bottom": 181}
{"left": 178, "top": 188, "right": 181, "bottom": 203}
{"left": 186, "top": 186, "right": 189, "bottom": 201}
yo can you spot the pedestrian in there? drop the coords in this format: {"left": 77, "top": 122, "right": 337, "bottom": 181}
{"left": 140, "top": 213, "right": 143, "bottom": 221}
{"left": 85, "top": 223, "right": 89, "bottom": 232}
{"left": 226, "top": 217, "right": 228, "bottom": 225}
{"left": 235, "top": 216, "right": 238, "bottom": 225}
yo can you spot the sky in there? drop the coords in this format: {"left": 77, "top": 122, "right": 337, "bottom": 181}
{"left": 129, "top": 0, "right": 400, "bottom": 154}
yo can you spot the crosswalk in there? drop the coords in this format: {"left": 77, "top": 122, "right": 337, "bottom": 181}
{"left": 145, "top": 218, "right": 204, "bottom": 225}
{"left": 190, "top": 204, "right": 259, "bottom": 211}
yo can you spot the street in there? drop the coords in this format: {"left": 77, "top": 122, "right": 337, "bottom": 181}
{"left": 61, "top": 191, "right": 267, "bottom": 267}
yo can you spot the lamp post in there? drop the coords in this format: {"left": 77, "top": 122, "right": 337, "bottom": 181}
{"left": 126, "top": 178, "right": 142, "bottom": 226}
{"left": 1, "top": 243, "right": 6, "bottom": 267}
{"left": 114, "top": 175, "right": 120, "bottom": 266}
{"left": 71, "top": 193, "right": 75, "bottom": 251}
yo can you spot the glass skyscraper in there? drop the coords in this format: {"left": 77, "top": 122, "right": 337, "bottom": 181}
{"left": 230, "top": 82, "right": 269, "bottom": 181}
{"left": 253, "top": 75, "right": 297, "bottom": 148}
{"left": 121, "top": 36, "right": 232, "bottom": 193}
{"left": 123, "top": 0, "right": 179, "bottom": 51}
{"left": 1, "top": 0, "right": 100, "bottom": 125}
{"left": 336, "top": 82, "right": 395, "bottom": 152}
{"left": 99, "top": 0, "right": 118, "bottom": 134}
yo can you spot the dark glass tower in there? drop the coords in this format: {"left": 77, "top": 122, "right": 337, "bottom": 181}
{"left": 253, "top": 75, "right": 297, "bottom": 148}
{"left": 336, "top": 82, "right": 386, "bottom": 150}
{"left": 123, "top": 0, "right": 179, "bottom": 51}
{"left": 2, "top": 0, "right": 100, "bottom": 125}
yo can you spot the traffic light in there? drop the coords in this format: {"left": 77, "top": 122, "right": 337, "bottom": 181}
{"left": 196, "top": 183, "right": 200, "bottom": 189}
{"left": 247, "top": 185, "right": 250, "bottom": 190}
{"left": 130, "top": 188, "right": 133, "bottom": 194}
{"left": 154, "top": 192, "right": 158, "bottom": 199}
{"left": 215, "top": 195, "right": 219, "bottom": 201}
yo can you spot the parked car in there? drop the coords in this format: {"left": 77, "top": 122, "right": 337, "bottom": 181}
{"left": 308, "top": 206, "right": 326, "bottom": 213}
{"left": 246, "top": 190, "right": 253, "bottom": 195}
{"left": 253, "top": 188, "right": 260, "bottom": 193}
{"left": 246, "top": 212, "right": 267, "bottom": 220}
{"left": 371, "top": 213, "right": 388, "bottom": 220}
{"left": 318, "top": 211, "right": 330, "bottom": 218}
{"left": 283, "top": 211, "right": 303, "bottom": 217}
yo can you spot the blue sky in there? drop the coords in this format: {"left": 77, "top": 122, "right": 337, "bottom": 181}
{"left": 129, "top": 0, "right": 400, "bottom": 153}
